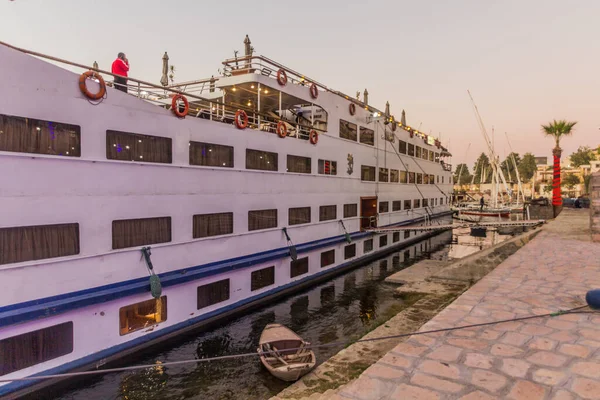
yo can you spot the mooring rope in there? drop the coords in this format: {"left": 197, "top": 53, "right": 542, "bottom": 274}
{"left": 0, "top": 305, "right": 592, "bottom": 383}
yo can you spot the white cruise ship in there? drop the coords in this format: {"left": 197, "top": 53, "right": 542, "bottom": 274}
{"left": 0, "top": 37, "right": 452, "bottom": 398}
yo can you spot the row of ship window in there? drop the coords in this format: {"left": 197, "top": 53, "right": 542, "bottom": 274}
{"left": 0, "top": 197, "right": 447, "bottom": 266}
{"left": 0, "top": 114, "right": 446, "bottom": 183}
{"left": 0, "top": 233, "right": 411, "bottom": 377}
{"left": 339, "top": 119, "right": 442, "bottom": 163}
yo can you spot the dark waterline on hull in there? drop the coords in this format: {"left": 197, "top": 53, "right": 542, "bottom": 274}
{"left": 45, "top": 226, "right": 511, "bottom": 400}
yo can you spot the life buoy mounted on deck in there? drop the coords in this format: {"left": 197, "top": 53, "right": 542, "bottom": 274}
{"left": 349, "top": 103, "right": 356, "bottom": 116}
{"left": 277, "top": 69, "right": 288, "bottom": 86}
{"left": 309, "top": 83, "right": 318, "bottom": 99}
{"left": 276, "top": 121, "right": 287, "bottom": 138}
{"left": 235, "top": 110, "right": 249, "bottom": 129}
{"left": 309, "top": 130, "right": 318, "bottom": 145}
{"left": 79, "top": 71, "right": 106, "bottom": 100}
{"left": 171, "top": 94, "right": 189, "bottom": 118}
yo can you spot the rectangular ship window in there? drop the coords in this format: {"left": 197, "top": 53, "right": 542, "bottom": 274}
{"left": 405, "top": 231, "right": 410, "bottom": 239}
{"left": 379, "top": 201, "right": 389, "bottom": 213}
{"left": 197, "top": 279, "right": 230, "bottom": 309}
{"left": 408, "top": 172, "right": 415, "bottom": 184}
{"left": 107, "top": 130, "right": 172, "bottom": 163}
{"left": 0, "top": 114, "right": 81, "bottom": 157}
{"left": 363, "top": 239, "right": 373, "bottom": 253}
{"left": 430, "top": 174, "right": 435, "bottom": 184}
{"left": 400, "top": 171, "right": 407, "bottom": 184}
{"left": 0, "top": 322, "right": 73, "bottom": 376}
{"left": 344, "top": 244, "right": 356, "bottom": 259}
{"left": 416, "top": 173, "right": 423, "bottom": 184}
{"left": 251, "top": 266, "right": 275, "bottom": 291}
{"left": 339, "top": 120, "right": 357, "bottom": 141}
{"left": 361, "top": 165, "right": 376, "bottom": 181}
{"left": 408, "top": 144, "right": 415, "bottom": 157}
{"left": 119, "top": 297, "right": 167, "bottom": 335}
{"left": 440, "top": 197, "right": 444, "bottom": 205}
{"left": 321, "top": 249, "right": 335, "bottom": 267}
{"left": 343, "top": 203, "right": 358, "bottom": 218}
{"left": 416, "top": 146, "right": 422, "bottom": 158}
{"left": 404, "top": 200, "right": 412, "bottom": 210}
{"left": 399, "top": 140, "right": 407, "bottom": 154}
{"left": 0, "top": 223, "right": 79, "bottom": 265}
{"left": 248, "top": 209, "right": 277, "bottom": 231}
{"left": 319, "top": 205, "right": 337, "bottom": 221}
{"left": 318, "top": 159, "right": 337, "bottom": 175}
{"left": 112, "top": 217, "right": 171, "bottom": 249}
{"left": 414, "top": 199, "right": 421, "bottom": 208}
{"left": 390, "top": 169, "right": 399, "bottom": 183}
{"left": 193, "top": 212, "right": 233, "bottom": 239}
{"left": 287, "top": 155, "right": 311, "bottom": 174}
{"left": 246, "top": 149, "right": 278, "bottom": 171}
{"left": 290, "top": 257, "right": 309, "bottom": 278}
{"left": 393, "top": 232, "right": 400, "bottom": 242}
{"left": 289, "top": 207, "right": 311, "bottom": 225}
{"left": 189, "top": 141, "right": 233, "bottom": 167}
{"left": 379, "top": 235, "right": 388, "bottom": 247}
{"left": 379, "top": 168, "right": 389, "bottom": 182}
{"left": 423, "top": 199, "right": 429, "bottom": 207}
{"left": 359, "top": 127, "right": 374, "bottom": 145}
{"left": 429, "top": 151, "right": 434, "bottom": 162}
{"left": 392, "top": 201, "right": 402, "bottom": 211}
{"left": 424, "top": 174, "right": 430, "bottom": 184}
{"left": 422, "top": 149, "right": 429, "bottom": 160}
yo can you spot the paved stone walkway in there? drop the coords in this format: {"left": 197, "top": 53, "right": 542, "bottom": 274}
{"left": 329, "top": 209, "right": 600, "bottom": 399}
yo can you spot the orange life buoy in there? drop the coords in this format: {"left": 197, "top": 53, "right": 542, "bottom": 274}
{"left": 79, "top": 71, "right": 106, "bottom": 100}
{"left": 309, "top": 130, "right": 318, "bottom": 145}
{"left": 171, "top": 94, "right": 189, "bottom": 118}
{"left": 349, "top": 103, "right": 356, "bottom": 116}
{"left": 277, "top": 69, "right": 288, "bottom": 86}
{"left": 309, "top": 83, "right": 318, "bottom": 99}
{"left": 235, "top": 110, "right": 249, "bottom": 129}
{"left": 276, "top": 121, "right": 287, "bottom": 138}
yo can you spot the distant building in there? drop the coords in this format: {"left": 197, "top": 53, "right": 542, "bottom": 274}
{"left": 535, "top": 156, "right": 547, "bottom": 166}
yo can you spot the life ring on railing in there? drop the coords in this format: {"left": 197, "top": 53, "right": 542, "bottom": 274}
{"left": 349, "top": 103, "right": 356, "bottom": 116}
{"left": 171, "top": 94, "right": 189, "bottom": 118}
{"left": 277, "top": 69, "right": 288, "bottom": 86}
{"left": 309, "top": 83, "right": 318, "bottom": 99}
{"left": 276, "top": 121, "right": 287, "bottom": 138}
{"left": 234, "top": 110, "right": 249, "bottom": 129}
{"left": 79, "top": 71, "right": 106, "bottom": 100}
{"left": 309, "top": 130, "right": 318, "bottom": 145}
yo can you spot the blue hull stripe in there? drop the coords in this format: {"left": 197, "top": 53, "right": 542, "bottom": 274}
{"left": 0, "top": 213, "right": 452, "bottom": 397}
{"left": 0, "top": 212, "right": 451, "bottom": 328}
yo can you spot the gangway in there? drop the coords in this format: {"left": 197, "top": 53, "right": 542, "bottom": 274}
{"left": 364, "top": 219, "right": 545, "bottom": 233}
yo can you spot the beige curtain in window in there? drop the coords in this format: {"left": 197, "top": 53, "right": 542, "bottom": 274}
{"left": 112, "top": 217, "right": 171, "bottom": 249}
{"left": 193, "top": 213, "right": 233, "bottom": 238}
{"left": 0, "top": 224, "right": 79, "bottom": 265}
{"left": 106, "top": 130, "right": 172, "bottom": 163}
{"left": 0, "top": 114, "right": 80, "bottom": 157}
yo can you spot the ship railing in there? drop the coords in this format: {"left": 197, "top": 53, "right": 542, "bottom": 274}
{"left": 0, "top": 41, "right": 330, "bottom": 141}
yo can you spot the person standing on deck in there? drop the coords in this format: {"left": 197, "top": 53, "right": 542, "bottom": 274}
{"left": 480, "top": 196, "right": 485, "bottom": 211}
{"left": 111, "top": 52, "right": 129, "bottom": 93}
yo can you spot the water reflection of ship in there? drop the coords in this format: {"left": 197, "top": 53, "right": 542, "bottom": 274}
{"left": 118, "top": 361, "right": 168, "bottom": 400}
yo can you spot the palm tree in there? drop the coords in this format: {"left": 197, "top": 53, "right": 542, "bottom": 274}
{"left": 541, "top": 119, "right": 577, "bottom": 206}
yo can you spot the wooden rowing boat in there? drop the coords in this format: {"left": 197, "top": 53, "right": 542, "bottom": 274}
{"left": 257, "top": 323, "right": 316, "bottom": 381}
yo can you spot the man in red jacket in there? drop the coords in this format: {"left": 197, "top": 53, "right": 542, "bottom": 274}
{"left": 111, "top": 52, "right": 129, "bottom": 93}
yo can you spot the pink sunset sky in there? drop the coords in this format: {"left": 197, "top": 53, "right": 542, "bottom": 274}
{"left": 1, "top": 0, "right": 598, "bottom": 171}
